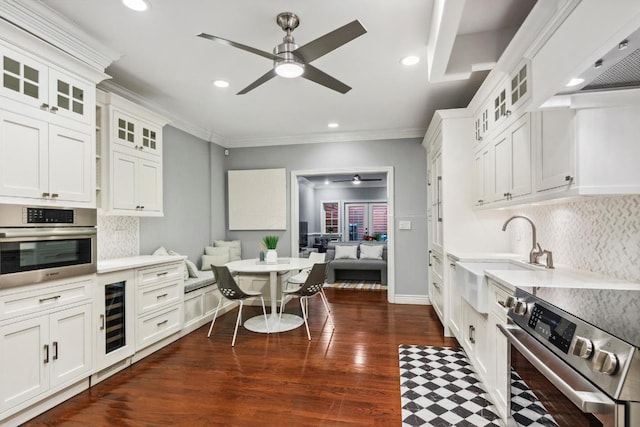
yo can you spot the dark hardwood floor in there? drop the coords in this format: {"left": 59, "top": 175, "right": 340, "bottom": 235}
{"left": 25, "top": 288, "right": 458, "bottom": 426}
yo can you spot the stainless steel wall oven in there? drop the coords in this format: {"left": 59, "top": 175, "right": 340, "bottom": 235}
{"left": 499, "top": 287, "right": 640, "bottom": 427}
{"left": 0, "top": 204, "right": 97, "bottom": 288}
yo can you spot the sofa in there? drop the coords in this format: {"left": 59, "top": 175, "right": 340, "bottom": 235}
{"left": 325, "top": 242, "right": 387, "bottom": 284}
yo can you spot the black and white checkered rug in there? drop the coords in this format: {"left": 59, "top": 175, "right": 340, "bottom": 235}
{"left": 399, "top": 345, "right": 501, "bottom": 426}
{"left": 399, "top": 345, "right": 559, "bottom": 427}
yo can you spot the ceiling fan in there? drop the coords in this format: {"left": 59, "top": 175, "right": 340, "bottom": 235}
{"left": 197, "top": 12, "right": 366, "bottom": 95}
{"left": 332, "top": 174, "right": 382, "bottom": 184}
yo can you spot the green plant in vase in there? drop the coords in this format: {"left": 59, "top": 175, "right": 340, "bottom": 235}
{"left": 263, "top": 235, "right": 279, "bottom": 263}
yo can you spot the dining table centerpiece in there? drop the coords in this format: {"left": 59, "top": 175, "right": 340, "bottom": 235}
{"left": 263, "top": 235, "right": 279, "bottom": 263}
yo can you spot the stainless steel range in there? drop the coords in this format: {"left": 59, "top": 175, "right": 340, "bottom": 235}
{"left": 499, "top": 286, "right": 640, "bottom": 427}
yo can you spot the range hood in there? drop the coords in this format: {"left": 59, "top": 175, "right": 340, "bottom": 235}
{"left": 559, "top": 26, "right": 640, "bottom": 94}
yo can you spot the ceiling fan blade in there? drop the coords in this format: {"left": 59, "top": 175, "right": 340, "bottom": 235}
{"left": 197, "top": 33, "right": 277, "bottom": 61}
{"left": 361, "top": 178, "right": 382, "bottom": 181}
{"left": 294, "top": 20, "right": 367, "bottom": 63}
{"left": 237, "top": 69, "right": 277, "bottom": 95}
{"left": 302, "top": 64, "right": 351, "bottom": 94}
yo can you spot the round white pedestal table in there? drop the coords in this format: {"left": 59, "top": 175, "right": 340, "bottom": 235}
{"left": 225, "top": 257, "right": 313, "bottom": 333}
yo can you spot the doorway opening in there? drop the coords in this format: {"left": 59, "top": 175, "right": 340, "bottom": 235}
{"left": 290, "top": 167, "right": 395, "bottom": 303}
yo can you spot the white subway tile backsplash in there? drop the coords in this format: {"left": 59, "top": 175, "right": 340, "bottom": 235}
{"left": 97, "top": 215, "right": 140, "bottom": 260}
{"left": 509, "top": 195, "right": 640, "bottom": 282}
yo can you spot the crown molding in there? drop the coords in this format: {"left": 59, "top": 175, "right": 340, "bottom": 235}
{"left": 99, "top": 80, "right": 223, "bottom": 144}
{"left": 222, "top": 127, "right": 426, "bottom": 148}
{"left": 0, "top": 0, "right": 118, "bottom": 71}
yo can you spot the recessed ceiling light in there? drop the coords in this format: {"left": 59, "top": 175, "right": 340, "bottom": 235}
{"left": 327, "top": 122, "right": 339, "bottom": 128}
{"left": 618, "top": 40, "right": 629, "bottom": 50}
{"left": 401, "top": 55, "right": 420, "bottom": 66}
{"left": 324, "top": 179, "right": 329, "bottom": 185}
{"left": 213, "top": 80, "right": 229, "bottom": 88}
{"left": 566, "top": 78, "right": 584, "bottom": 87}
{"left": 122, "top": 0, "right": 150, "bottom": 12}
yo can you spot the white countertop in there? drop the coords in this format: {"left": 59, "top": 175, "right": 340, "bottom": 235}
{"left": 447, "top": 251, "right": 524, "bottom": 262}
{"left": 98, "top": 255, "right": 185, "bottom": 274}
{"left": 485, "top": 267, "right": 640, "bottom": 291}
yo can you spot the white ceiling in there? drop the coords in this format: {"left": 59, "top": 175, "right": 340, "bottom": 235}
{"left": 38, "top": 0, "right": 536, "bottom": 147}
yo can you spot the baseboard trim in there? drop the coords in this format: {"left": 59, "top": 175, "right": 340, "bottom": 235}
{"left": 393, "top": 294, "right": 431, "bottom": 305}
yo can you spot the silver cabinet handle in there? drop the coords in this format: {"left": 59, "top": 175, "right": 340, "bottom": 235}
{"left": 498, "top": 300, "right": 506, "bottom": 307}
{"left": 53, "top": 341, "right": 58, "bottom": 360}
{"left": 42, "top": 192, "right": 50, "bottom": 197}
{"left": 44, "top": 344, "right": 49, "bottom": 364}
{"left": 39, "top": 295, "right": 61, "bottom": 303}
{"left": 432, "top": 282, "right": 441, "bottom": 290}
{"left": 157, "top": 293, "right": 169, "bottom": 299}
{"left": 40, "top": 103, "right": 49, "bottom": 111}
{"left": 50, "top": 106, "right": 58, "bottom": 113}
{"left": 51, "top": 193, "right": 59, "bottom": 198}
{"left": 99, "top": 314, "right": 105, "bottom": 330}
{"left": 157, "top": 272, "right": 168, "bottom": 277}
{"left": 157, "top": 319, "right": 168, "bottom": 327}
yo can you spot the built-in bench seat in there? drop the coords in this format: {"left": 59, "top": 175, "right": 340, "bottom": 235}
{"left": 184, "top": 270, "right": 216, "bottom": 293}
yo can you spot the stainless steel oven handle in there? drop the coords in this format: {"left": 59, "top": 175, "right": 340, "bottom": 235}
{"left": 498, "top": 323, "right": 616, "bottom": 414}
{"left": 0, "top": 227, "right": 97, "bottom": 238}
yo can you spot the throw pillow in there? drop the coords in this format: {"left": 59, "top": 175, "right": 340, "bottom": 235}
{"left": 152, "top": 246, "right": 169, "bottom": 256}
{"left": 204, "top": 246, "right": 230, "bottom": 256}
{"left": 184, "top": 259, "right": 199, "bottom": 278}
{"left": 334, "top": 245, "right": 358, "bottom": 260}
{"left": 360, "top": 244, "right": 383, "bottom": 260}
{"left": 167, "top": 249, "right": 189, "bottom": 280}
{"left": 201, "top": 253, "right": 230, "bottom": 271}
{"left": 213, "top": 240, "right": 242, "bottom": 261}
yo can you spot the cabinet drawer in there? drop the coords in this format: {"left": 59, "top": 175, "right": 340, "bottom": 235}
{"left": 431, "top": 250, "right": 444, "bottom": 281}
{"left": 430, "top": 275, "right": 444, "bottom": 319}
{"left": 136, "top": 262, "right": 183, "bottom": 287}
{"left": 0, "top": 278, "right": 92, "bottom": 320}
{"left": 136, "top": 304, "right": 181, "bottom": 350}
{"left": 136, "top": 279, "right": 182, "bottom": 315}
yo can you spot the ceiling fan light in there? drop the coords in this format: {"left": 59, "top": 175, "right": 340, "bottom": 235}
{"left": 275, "top": 61, "right": 304, "bottom": 78}
{"left": 122, "top": 0, "right": 149, "bottom": 12}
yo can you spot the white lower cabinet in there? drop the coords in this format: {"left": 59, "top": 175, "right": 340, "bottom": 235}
{"left": 447, "top": 260, "right": 462, "bottom": 338}
{"left": 0, "top": 302, "right": 91, "bottom": 414}
{"left": 485, "top": 279, "right": 514, "bottom": 421}
{"left": 134, "top": 262, "right": 184, "bottom": 351}
{"left": 461, "top": 299, "right": 488, "bottom": 380}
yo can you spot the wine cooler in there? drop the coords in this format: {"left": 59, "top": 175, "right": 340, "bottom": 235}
{"left": 104, "top": 282, "right": 126, "bottom": 354}
{"left": 95, "top": 270, "right": 135, "bottom": 377}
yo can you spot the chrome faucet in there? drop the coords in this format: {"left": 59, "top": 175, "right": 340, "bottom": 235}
{"left": 502, "top": 215, "right": 544, "bottom": 265}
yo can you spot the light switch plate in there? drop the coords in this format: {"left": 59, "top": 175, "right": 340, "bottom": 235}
{"left": 399, "top": 220, "right": 412, "bottom": 230}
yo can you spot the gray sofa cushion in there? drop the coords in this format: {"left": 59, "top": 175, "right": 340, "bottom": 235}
{"left": 326, "top": 242, "right": 387, "bottom": 284}
{"left": 184, "top": 270, "right": 216, "bottom": 293}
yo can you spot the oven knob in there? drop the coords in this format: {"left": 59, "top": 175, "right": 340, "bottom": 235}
{"left": 513, "top": 300, "right": 527, "bottom": 316}
{"left": 504, "top": 295, "right": 516, "bottom": 309}
{"left": 593, "top": 349, "right": 618, "bottom": 375}
{"left": 572, "top": 337, "right": 594, "bottom": 359}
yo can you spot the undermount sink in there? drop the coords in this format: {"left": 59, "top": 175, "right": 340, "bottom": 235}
{"left": 456, "top": 261, "right": 536, "bottom": 313}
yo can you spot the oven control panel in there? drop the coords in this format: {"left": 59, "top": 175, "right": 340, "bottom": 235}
{"left": 24, "top": 207, "right": 74, "bottom": 224}
{"left": 528, "top": 303, "right": 576, "bottom": 354}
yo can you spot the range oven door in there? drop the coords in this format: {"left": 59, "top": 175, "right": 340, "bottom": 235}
{"left": 0, "top": 227, "right": 96, "bottom": 288}
{"left": 498, "top": 323, "right": 624, "bottom": 427}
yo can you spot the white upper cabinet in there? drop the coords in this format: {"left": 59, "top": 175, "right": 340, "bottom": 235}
{"left": 536, "top": 109, "right": 575, "bottom": 192}
{"left": 99, "top": 91, "right": 168, "bottom": 216}
{"left": 0, "top": 35, "right": 103, "bottom": 208}
{"left": 112, "top": 108, "right": 162, "bottom": 157}
{"left": 1, "top": 44, "right": 94, "bottom": 127}
{"left": 492, "top": 113, "right": 532, "bottom": 202}
{"left": 491, "top": 61, "right": 531, "bottom": 133}
{"left": 0, "top": 109, "right": 93, "bottom": 204}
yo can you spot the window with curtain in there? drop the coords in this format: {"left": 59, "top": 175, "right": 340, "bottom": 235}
{"left": 345, "top": 202, "right": 388, "bottom": 241}
{"left": 322, "top": 202, "right": 339, "bottom": 233}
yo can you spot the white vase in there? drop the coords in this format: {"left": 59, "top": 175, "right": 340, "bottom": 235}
{"left": 265, "top": 249, "right": 278, "bottom": 263}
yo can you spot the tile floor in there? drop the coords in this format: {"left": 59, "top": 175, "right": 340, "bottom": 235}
{"left": 399, "top": 345, "right": 559, "bottom": 427}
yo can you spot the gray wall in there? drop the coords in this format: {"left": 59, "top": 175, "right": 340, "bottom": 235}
{"left": 224, "top": 138, "right": 428, "bottom": 296}
{"left": 139, "top": 126, "right": 225, "bottom": 268}
{"left": 299, "top": 180, "right": 316, "bottom": 231}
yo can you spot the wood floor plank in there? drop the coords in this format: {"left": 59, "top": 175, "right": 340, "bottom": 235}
{"left": 24, "top": 288, "right": 458, "bottom": 426}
